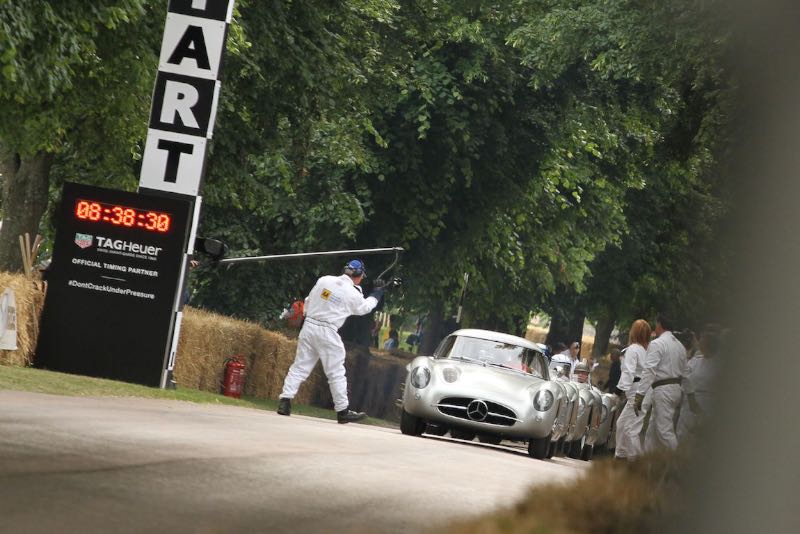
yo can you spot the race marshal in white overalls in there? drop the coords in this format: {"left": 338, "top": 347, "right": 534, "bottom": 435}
{"left": 277, "top": 259, "right": 386, "bottom": 424}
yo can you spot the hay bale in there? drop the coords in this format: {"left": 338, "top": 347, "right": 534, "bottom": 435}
{"left": 174, "top": 307, "right": 337, "bottom": 405}
{"left": 0, "top": 271, "right": 45, "bottom": 367}
{"left": 525, "top": 325, "right": 548, "bottom": 343}
{"left": 175, "top": 307, "right": 274, "bottom": 394}
{"left": 175, "top": 307, "right": 410, "bottom": 416}
{"left": 526, "top": 325, "right": 596, "bottom": 359}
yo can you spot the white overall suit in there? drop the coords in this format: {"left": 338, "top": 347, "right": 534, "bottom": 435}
{"left": 637, "top": 331, "right": 691, "bottom": 451}
{"left": 280, "top": 274, "right": 380, "bottom": 412}
{"left": 614, "top": 343, "right": 648, "bottom": 459}
{"left": 677, "top": 352, "right": 716, "bottom": 439}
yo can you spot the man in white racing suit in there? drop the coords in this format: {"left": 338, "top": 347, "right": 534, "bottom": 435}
{"left": 277, "top": 259, "right": 387, "bottom": 424}
{"left": 633, "top": 313, "right": 692, "bottom": 450}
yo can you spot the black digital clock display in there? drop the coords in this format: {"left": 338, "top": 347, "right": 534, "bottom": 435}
{"left": 75, "top": 199, "right": 172, "bottom": 232}
{"left": 37, "top": 182, "right": 193, "bottom": 387}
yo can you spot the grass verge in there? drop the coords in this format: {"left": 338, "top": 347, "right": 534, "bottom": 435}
{"left": 0, "top": 364, "right": 396, "bottom": 428}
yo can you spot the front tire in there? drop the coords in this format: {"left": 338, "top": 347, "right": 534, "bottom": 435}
{"left": 400, "top": 409, "right": 425, "bottom": 436}
{"left": 567, "top": 437, "right": 584, "bottom": 459}
{"left": 554, "top": 437, "right": 567, "bottom": 457}
{"left": 580, "top": 443, "right": 594, "bottom": 461}
{"left": 528, "top": 436, "right": 550, "bottom": 459}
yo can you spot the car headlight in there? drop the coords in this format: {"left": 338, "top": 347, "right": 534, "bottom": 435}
{"left": 601, "top": 404, "right": 609, "bottom": 423}
{"left": 410, "top": 366, "right": 431, "bottom": 389}
{"left": 533, "top": 389, "right": 554, "bottom": 412}
{"left": 442, "top": 367, "right": 460, "bottom": 383}
{"left": 578, "top": 397, "right": 586, "bottom": 417}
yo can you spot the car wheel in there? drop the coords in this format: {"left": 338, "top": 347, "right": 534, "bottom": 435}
{"left": 580, "top": 443, "right": 594, "bottom": 461}
{"left": 450, "top": 429, "right": 476, "bottom": 441}
{"left": 477, "top": 434, "right": 503, "bottom": 445}
{"left": 400, "top": 409, "right": 425, "bottom": 436}
{"left": 425, "top": 423, "right": 448, "bottom": 436}
{"left": 567, "top": 438, "right": 583, "bottom": 459}
{"left": 555, "top": 437, "right": 567, "bottom": 457}
{"left": 528, "top": 436, "right": 550, "bottom": 459}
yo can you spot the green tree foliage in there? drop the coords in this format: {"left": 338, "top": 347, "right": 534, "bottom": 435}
{"left": 0, "top": 0, "right": 736, "bottom": 341}
{"left": 190, "top": 0, "right": 402, "bottom": 321}
{"left": 0, "top": 0, "right": 163, "bottom": 269}
{"left": 507, "top": 0, "right": 737, "bottom": 338}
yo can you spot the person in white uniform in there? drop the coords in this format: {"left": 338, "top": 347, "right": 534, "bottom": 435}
{"left": 677, "top": 325, "right": 720, "bottom": 439}
{"left": 634, "top": 313, "right": 693, "bottom": 451}
{"left": 551, "top": 341, "right": 580, "bottom": 377}
{"left": 277, "top": 259, "right": 386, "bottom": 424}
{"left": 614, "top": 319, "right": 652, "bottom": 461}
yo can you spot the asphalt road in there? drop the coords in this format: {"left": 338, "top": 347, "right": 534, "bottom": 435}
{"left": 0, "top": 391, "right": 587, "bottom": 533}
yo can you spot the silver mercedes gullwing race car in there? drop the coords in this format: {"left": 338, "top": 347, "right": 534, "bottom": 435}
{"left": 399, "top": 329, "right": 564, "bottom": 459}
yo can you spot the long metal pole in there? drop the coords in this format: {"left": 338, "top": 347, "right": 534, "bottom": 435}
{"left": 218, "top": 246, "right": 404, "bottom": 265}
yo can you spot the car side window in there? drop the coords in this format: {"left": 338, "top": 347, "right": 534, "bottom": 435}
{"left": 524, "top": 350, "right": 545, "bottom": 378}
{"left": 534, "top": 353, "right": 549, "bottom": 380}
{"left": 433, "top": 336, "right": 456, "bottom": 359}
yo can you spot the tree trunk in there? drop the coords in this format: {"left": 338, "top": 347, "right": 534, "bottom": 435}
{"left": 0, "top": 149, "right": 53, "bottom": 272}
{"left": 419, "top": 301, "right": 445, "bottom": 355}
{"left": 545, "top": 287, "right": 585, "bottom": 348}
{"left": 545, "top": 311, "right": 585, "bottom": 348}
{"left": 591, "top": 311, "right": 616, "bottom": 360}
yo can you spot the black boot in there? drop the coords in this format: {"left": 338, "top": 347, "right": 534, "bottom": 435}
{"left": 337, "top": 407, "right": 367, "bottom": 424}
{"left": 277, "top": 398, "right": 291, "bottom": 416}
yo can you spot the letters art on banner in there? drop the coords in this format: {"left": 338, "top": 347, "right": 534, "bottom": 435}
{"left": 140, "top": 0, "right": 233, "bottom": 198}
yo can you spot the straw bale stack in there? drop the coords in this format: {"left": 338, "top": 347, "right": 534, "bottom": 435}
{"left": 0, "top": 271, "right": 45, "bottom": 366}
{"left": 175, "top": 307, "right": 410, "bottom": 419}
{"left": 525, "top": 325, "right": 595, "bottom": 358}
{"left": 347, "top": 346, "right": 412, "bottom": 421}
{"left": 175, "top": 307, "right": 328, "bottom": 404}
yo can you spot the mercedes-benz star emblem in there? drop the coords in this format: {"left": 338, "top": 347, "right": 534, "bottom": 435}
{"left": 467, "top": 399, "right": 489, "bottom": 422}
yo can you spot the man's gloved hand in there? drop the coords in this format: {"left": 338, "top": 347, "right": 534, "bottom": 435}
{"left": 633, "top": 393, "right": 644, "bottom": 416}
{"left": 688, "top": 393, "right": 702, "bottom": 415}
{"left": 368, "top": 279, "right": 386, "bottom": 301}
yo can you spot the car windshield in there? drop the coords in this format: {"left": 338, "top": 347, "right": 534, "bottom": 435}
{"left": 549, "top": 360, "right": 571, "bottom": 374}
{"left": 436, "top": 335, "right": 546, "bottom": 378}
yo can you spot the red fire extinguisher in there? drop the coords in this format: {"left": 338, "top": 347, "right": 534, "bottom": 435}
{"left": 222, "top": 357, "right": 246, "bottom": 398}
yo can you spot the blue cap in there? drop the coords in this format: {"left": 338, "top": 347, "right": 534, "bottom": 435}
{"left": 344, "top": 259, "right": 365, "bottom": 277}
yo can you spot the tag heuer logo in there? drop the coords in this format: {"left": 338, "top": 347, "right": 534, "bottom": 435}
{"left": 74, "top": 233, "right": 93, "bottom": 249}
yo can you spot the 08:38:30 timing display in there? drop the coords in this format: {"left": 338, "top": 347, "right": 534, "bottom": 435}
{"left": 75, "top": 199, "right": 171, "bottom": 233}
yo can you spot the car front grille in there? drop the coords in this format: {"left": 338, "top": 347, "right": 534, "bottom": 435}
{"left": 437, "top": 396, "right": 519, "bottom": 426}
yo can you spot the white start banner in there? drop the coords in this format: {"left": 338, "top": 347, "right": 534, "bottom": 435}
{"left": 139, "top": 0, "right": 234, "bottom": 198}
{"left": 0, "top": 287, "right": 18, "bottom": 350}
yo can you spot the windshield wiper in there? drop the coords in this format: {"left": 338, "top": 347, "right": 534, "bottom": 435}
{"left": 486, "top": 361, "right": 527, "bottom": 373}
{"left": 449, "top": 356, "right": 484, "bottom": 365}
